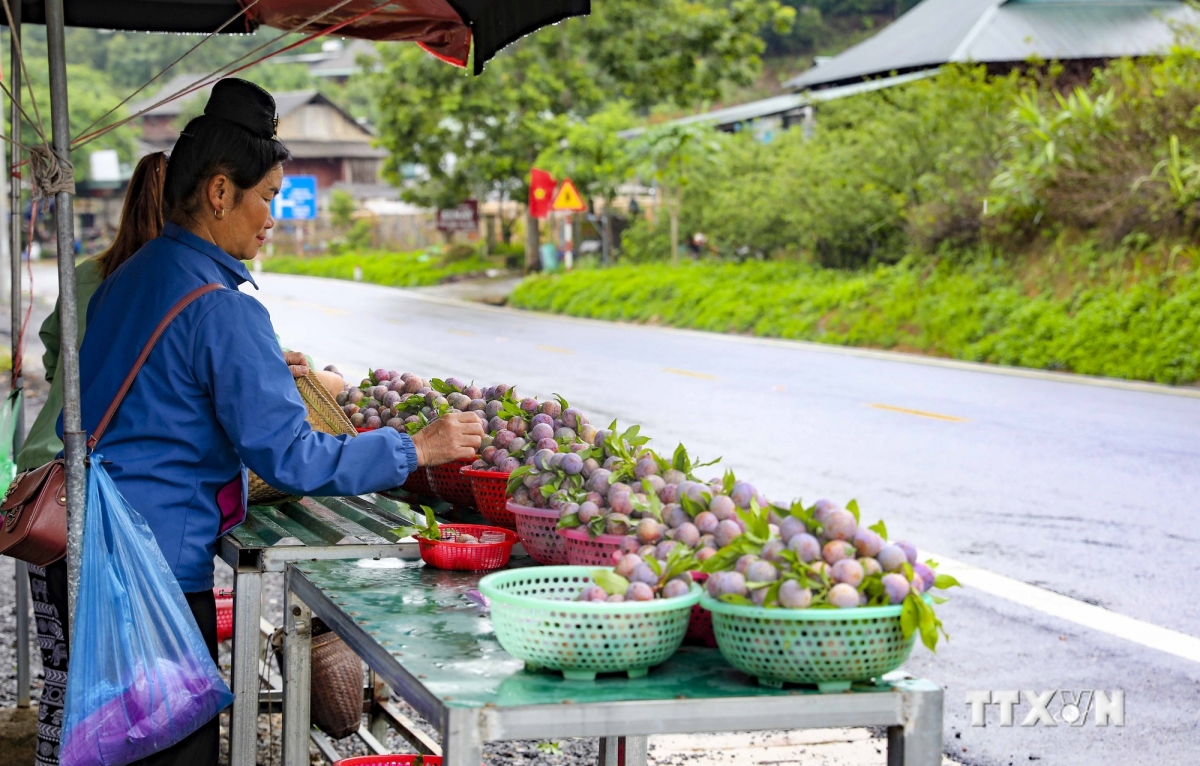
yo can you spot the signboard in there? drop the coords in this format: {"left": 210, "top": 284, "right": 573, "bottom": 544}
{"left": 551, "top": 178, "right": 587, "bottom": 212}
{"left": 272, "top": 175, "right": 318, "bottom": 220}
{"left": 437, "top": 200, "right": 479, "bottom": 233}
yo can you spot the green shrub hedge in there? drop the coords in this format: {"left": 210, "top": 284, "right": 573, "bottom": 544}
{"left": 510, "top": 259, "right": 1200, "bottom": 385}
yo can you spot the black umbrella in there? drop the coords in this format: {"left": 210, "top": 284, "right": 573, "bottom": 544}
{"left": 4, "top": 0, "right": 591, "bottom": 73}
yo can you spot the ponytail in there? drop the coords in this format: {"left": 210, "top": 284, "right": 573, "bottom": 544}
{"left": 95, "top": 151, "right": 167, "bottom": 279}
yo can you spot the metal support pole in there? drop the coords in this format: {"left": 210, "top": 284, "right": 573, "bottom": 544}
{"left": 443, "top": 708, "right": 484, "bottom": 766}
{"left": 43, "top": 0, "right": 86, "bottom": 631}
{"left": 8, "top": 3, "right": 31, "bottom": 710}
{"left": 887, "top": 679, "right": 944, "bottom": 766}
{"left": 229, "top": 569, "right": 263, "bottom": 766}
{"left": 282, "top": 571, "right": 312, "bottom": 765}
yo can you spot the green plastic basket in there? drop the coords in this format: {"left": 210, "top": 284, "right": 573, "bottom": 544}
{"left": 701, "top": 594, "right": 918, "bottom": 693}
{"left": 479, "top": 566, "right": 701, "bottom": 681}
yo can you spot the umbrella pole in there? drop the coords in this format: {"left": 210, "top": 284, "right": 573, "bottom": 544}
{"left": 7, "top": 4, "right": 31, "bottom": 709}
{"left": 43, "top": 0, "right": 85, "bottom": 633}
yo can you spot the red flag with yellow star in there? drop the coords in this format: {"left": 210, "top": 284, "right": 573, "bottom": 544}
{"left": 529, "top": 168, "right": 555, "bottom": 219}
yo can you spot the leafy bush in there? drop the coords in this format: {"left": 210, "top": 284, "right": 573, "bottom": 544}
{"left": 261, "top": 249, "right": 500, "bottom": 288}
{"left": 510, "top": 252, "right": 1200, "bottom": 384}
{"left": 620, "top": 50, "right": 1200, "bottom": 266}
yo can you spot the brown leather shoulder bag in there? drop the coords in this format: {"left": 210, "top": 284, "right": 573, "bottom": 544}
{"left": 0, "top": 284, "right": 223, "bottom": 566}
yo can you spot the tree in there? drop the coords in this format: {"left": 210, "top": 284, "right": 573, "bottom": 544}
{"left": 535, "top": 102, "right": 637, "bottom": 262}
{"left": 633, "top": 123, "right": 724, "bottom": 263}
{"left": 372, "top": 30, "right": 602, "bottom": 267}
{"left": 371, "top": 1, "right": 792, "bottom": 268}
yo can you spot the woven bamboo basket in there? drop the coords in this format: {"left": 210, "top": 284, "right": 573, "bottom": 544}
{"left": 248, "top": 371, "right": 356, "bottom": 505}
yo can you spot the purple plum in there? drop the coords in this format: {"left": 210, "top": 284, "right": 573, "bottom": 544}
{"left": 662, "top": 579, "right": 691, "bottom": 599}
{"left": 823, "top": 510, "right": 858, "bottom": 541}
{"left": 745, "top": 560, "right": 779, "bottom": 584}
{"left": 709, "top": 495, "right": 736, "bottom": 520}
{"left": 895, "top": 540, "right": 919, "bottom": 565}
{"left": 853, "top": 529, "right": 885, "bottom": 558}
{"left": 626, "top": 582, "right": 655, "bottom": 602}
{"left": 788, "top": 533, "right": 821, "bottom": 563}
{"left": 694, "top": 511, "right": 719, "bottom": 535}
{"left": 882, "top": 573, "right": 909, "bottom": 604}
{"left": 877, "top": 545, "right": 907, "bottom": 573}
{"left": 822, "top": 539, "right": 855, "bottom": 564}
{"left": 730, "top": 481, "right": 757, "bottom": 509}
{"left": 778, "top": 580, "right": 812, "bottom": 609}
{"left": 715, "top": 519, "right": 741, "bottom": 547}
{"left": 778, "top": 516, "right": 806, "bottom": 543}
{"left": 828, "top": 583, "right": 860, "bottom": 609}
{"left": 912, "top": 562, "right": 936, "bottom": 591}
{"left": 831, "top": 559, "right": 864, "bottom": 587}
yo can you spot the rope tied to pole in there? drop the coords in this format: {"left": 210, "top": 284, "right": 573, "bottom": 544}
{"left": 28, "top": 145, "right": 74, "bottom": 200}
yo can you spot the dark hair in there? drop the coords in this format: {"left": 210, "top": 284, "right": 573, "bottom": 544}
{"left": 163, "top": 79, "right": 290, "bottom": 223}
{"left": 96, "top": 152, "right": 166, "bottom": 279}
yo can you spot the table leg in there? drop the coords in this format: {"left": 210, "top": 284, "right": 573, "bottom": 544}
{"left": 14, "top": 560, "right": 30, "bottom": 707}
{"left": 598, "top": 737, "right": 619, "bottom": 766}
{"left": 283, "top": 578, "right": 313, "bottom": 765}
{"left": 443, "top": 707, "right": 483, "bottom": 766}
{"left": 598, "top": 736, "right": 648, "bottom": 766}
{"left": 887, "top": 679, "right": 944, "bottom": 766}
{"left": 229, "top": 568, "right": 263, "bottom": 766}
{"left": 368, "top": 671, "right": 390, "bottom": 742}
{"left": 622, "top": 736, "right": 648, "bottom": 766}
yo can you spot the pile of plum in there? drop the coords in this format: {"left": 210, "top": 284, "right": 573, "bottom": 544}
{"left": 341, "top": 366, "right": 954, "bottom": 646}
{"left": 578, "top": 546, "right": 697, "bottom": 603}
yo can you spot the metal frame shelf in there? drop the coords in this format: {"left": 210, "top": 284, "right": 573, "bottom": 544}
{"left": 218, "top": 493, "right": 424, "bottom": 766}
{"left": 282, "top": 559, "right": 945, "bottom": 766}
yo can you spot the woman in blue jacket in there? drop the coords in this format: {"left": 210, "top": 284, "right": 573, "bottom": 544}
{"left": 51, "top": 79, "right": 483, "bottom": 766}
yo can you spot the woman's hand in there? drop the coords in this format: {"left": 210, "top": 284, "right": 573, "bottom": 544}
{"left": 283, "top": 351, "right": 309, "bottom": 379}
{"left": 411, "top": 412, "right": 485, "bottom": 467}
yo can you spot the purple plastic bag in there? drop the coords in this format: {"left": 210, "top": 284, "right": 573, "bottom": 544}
{"left": 59, "top": 458, "right": 233, "bottom": 765}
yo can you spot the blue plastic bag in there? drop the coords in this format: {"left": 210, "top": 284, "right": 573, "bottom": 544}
{"left": 59, "top": 456, "right": 233, "bottom": 766}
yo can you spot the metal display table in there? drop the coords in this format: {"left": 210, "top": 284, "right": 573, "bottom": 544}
{"left": 219, "top": 493, "right": 425, "bottom": 766}
{"left": 282, "top": 559, "right": 945, "bottom": 766}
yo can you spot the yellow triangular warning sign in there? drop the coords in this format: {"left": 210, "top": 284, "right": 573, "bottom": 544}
{"left": 551, "top": 178, "right": 587, "bottom": 212}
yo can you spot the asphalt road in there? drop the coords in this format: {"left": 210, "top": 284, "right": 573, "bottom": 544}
{"left": 243, "top": 271, "right": 1200, "bottom": 766}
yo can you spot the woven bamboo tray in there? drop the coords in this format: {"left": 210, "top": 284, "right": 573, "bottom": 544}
{"left": 248, "top": 371, "right": 355, "bottom": 505}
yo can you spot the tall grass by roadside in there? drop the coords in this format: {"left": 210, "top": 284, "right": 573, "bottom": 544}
{"left": 510, "top": 256, "right": 1200, "bottom": 385}
{"left": 261, "top": 249, "right": 500, "bottom": 288}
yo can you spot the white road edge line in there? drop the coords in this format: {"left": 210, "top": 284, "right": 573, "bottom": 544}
{"left": 267, "top": 275, "right": 1200, "bottom": 401}
{"left": 932, "top": 553, "right": 1200, "bottom": 664}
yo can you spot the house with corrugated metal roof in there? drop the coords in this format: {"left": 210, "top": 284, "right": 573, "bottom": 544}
{"left": 659, "top": 0, "right": 1198, "bottom": 138}
{"left": 786, "top": 0, "right": 1199, "bottom": 91}
{"left": 130, "top": 78, "right": 389, "bottom": 197}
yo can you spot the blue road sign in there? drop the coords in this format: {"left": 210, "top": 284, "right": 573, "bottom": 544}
{"left": 272, "top": 175, "right": 318, "bottom": 220}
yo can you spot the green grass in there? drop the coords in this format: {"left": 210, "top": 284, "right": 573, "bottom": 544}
{"left": 509, "top": 259, "right": 1200, "bottom": 385}
{"left": 261, "top": 249, "right": 501, "bottom": 288}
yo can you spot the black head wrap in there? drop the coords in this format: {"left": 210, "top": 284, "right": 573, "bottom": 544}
{"left": 203, "top": 78, "right": 278, "bottom": 139}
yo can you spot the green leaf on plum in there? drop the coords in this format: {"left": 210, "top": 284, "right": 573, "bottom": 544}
{"left": 846, "top": 499, "right": 860, "bottom": 523}
{"left": 507, "top": 465, "right": 533, "bottom": 495}
{"left": 722, "top": 469, "right": 737, "bottom": 496}
{"left": 419, "top": 506, "right": 441, "bottom": 541}
{"left": 587, "top": 514, "right": 607, "bottom": 537}
{"left": 591, "top": 569, "right": 629, "bottom": 596}
{"left": 869, "top": 520, "right": 888, "bottom": 540}
{"left": 430, "top": 378, "right": 454, "bottom": 395}
{"left": 556, "top": 513, "right": 581, "bottom": 530}
{"left": 933, "top": 574, "right": 961, "bottom": 590}
{"left": 717, "top": 593, "right": 754, "bottom": 606}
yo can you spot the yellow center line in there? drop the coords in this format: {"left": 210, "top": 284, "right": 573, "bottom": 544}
{"left": 869, "top": 403, "right": 967, "bottom": 422}
{"left": 664, "top": 367, "right": 718, "bottom": 381}
{"left": 448, "top": 329, "right": 475, "bottom": 337}
{"left": 537, "top": 344, "right": 573, "bottom": 354}
{"left": 283, "top": 298, "right": 349, "bottom": 316}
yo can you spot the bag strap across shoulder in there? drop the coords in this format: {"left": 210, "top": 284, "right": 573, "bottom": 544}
{"left": 87, "top": 283, "right": 224, "bottom": 451}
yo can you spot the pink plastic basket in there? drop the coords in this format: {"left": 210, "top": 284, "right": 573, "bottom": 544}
{"left": 418, "top": 524, "right": 517, "bottom": 571}
{"left": 214, "top": 588, "right": 233, "bottom": 643}
{"left": 508, "top": 501, "right": 568, "bottom": 565}
{"left": 462, "top": 468, "right": 516, "bottom": 529}
{"left": 557, "top": 527, "right": 626, "bottom": 566}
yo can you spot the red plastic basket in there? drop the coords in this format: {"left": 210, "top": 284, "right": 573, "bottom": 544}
{"left": 425, "top": 457, "right": 477, "bottom": 508}
{"left": 507, "top": 501, "right": 567, "bottom": 565}
{"left": 335, "top": 758, "right": 445, "bottom": 766}
{"left": 400, "top": 465, "right": 435, "bottom": 498}
{"left": 461, "top": 468, "right": 515, "bottom": 529}
{"left": 214, "top": 588, "right": 233, "bottom": 643}
{"left": 685, "top": 573, "right": 716, "bottom": 647}
{"left": 557, "top": 527, "right": 627, "bottom": 566}
{"left": 418, "top": 524, "right": 517, "bottom": 571}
